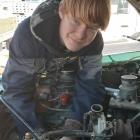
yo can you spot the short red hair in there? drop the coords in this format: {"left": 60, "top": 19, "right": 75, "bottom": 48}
{"left": 60, "top": 0, "right": 111, "bottom": 30}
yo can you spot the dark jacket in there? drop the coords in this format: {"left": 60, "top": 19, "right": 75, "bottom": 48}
{"left": 2, "top": 0, "right": 106, "bottom": 134}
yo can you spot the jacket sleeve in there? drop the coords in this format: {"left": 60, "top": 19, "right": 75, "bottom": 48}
{"left": 69, "top": 54, "right": 106, "bottom": 122}
{"left": 2, "top": 18, "right": 45, "bottom": 132}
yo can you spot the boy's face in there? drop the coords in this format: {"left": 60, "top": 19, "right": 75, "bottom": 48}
{"left": 59, "top": 6, "right": 99, "bottom": 52}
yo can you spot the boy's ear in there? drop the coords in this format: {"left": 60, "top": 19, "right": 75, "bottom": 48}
{"left": 58, "top": 3, "right": 65, "bottom": 19}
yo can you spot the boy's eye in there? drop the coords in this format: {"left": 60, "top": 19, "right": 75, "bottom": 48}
{"left": 71, "top": 19, "right": 80, "bottom": 25}
{"left": 87, "top": 26, "right": 100, "bottom": 32}
{"left": 88, "top": 26, "right": 99, "bottom": 30}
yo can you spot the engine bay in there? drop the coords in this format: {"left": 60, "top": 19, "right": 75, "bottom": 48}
{"left": 1, "top": 53, "right": 140, "bottom": 140}
{"left": 22, "top": 57, "right": 140, "bottom": 139}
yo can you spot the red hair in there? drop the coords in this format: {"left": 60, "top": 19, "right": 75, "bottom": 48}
{"left": 60, "top": 0, "right": 111, "bottom": 30}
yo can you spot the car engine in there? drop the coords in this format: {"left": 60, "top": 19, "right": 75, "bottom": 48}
{"left": 1, "top": 58, "right": 140, "bottom": 140}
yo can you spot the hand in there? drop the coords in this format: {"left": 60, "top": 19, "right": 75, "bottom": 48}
{"left": 64, "top": 119, "right": 82, "bottom": 130}
{"left": 59, "top": 119, "right": 82, "bottom": 140}
{"left": 60, "top": 136, "right": 77, "bottom": 140}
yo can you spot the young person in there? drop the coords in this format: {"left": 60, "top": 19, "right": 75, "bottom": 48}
{"left": 2, "top": 0, "right": 111, "bottom": 139}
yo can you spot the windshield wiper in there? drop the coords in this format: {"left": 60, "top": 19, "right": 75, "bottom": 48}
{"left": 123, "top": 35, "right": 140, "bottom": 42}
